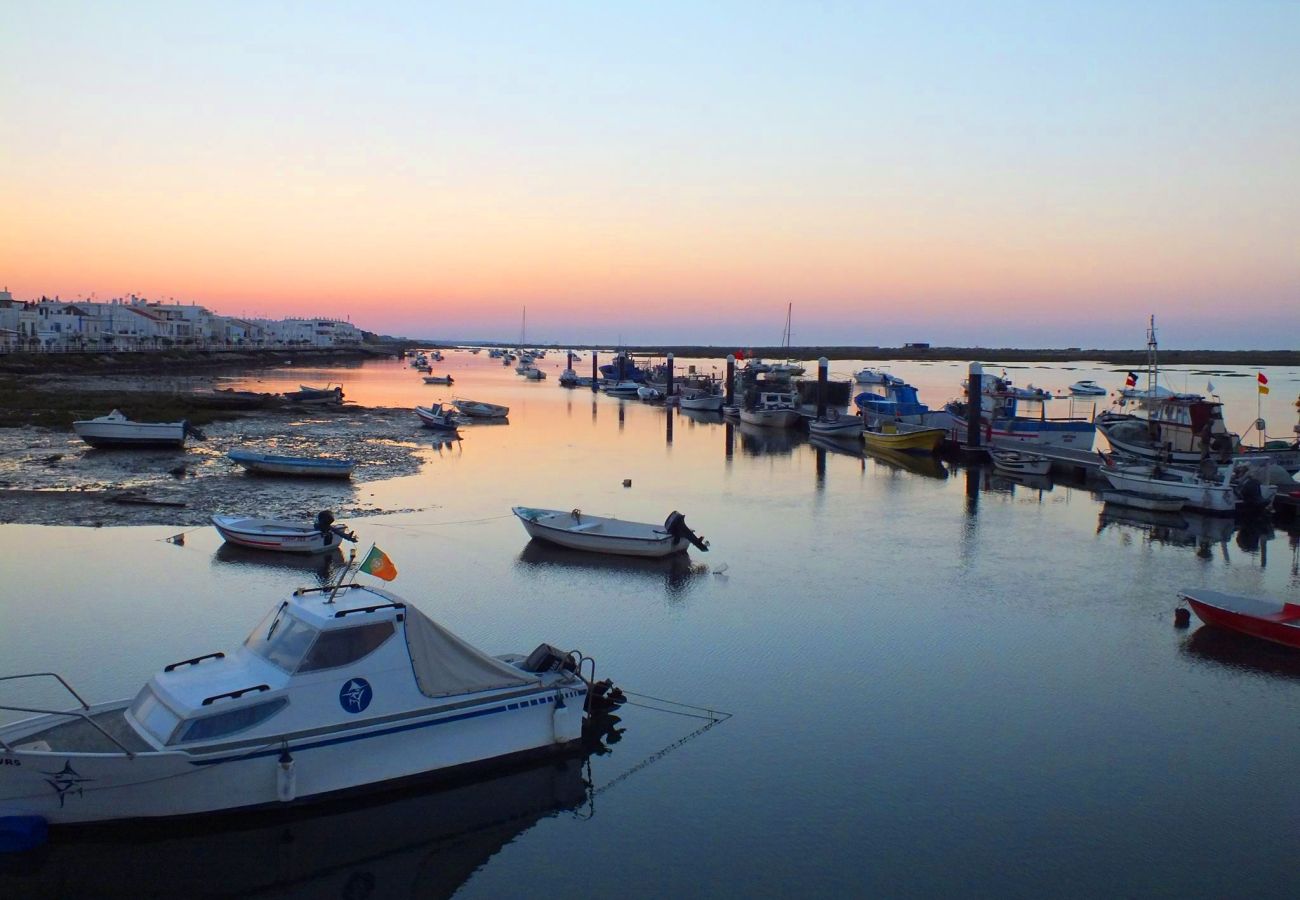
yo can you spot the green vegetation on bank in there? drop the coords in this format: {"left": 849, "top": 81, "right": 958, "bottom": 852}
{"left": 0, "top": 378, "right": 267, "bottom": 429}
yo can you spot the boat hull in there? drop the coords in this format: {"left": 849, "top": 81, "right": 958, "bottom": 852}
{"left": 862, "top": 427, "right": 945, "bottom": 453}
{"left": 1100, "top": 466, "right": 1236, "bottom": 513}
{"left": 227, "top": 452, "right": 355, "bottom": 478}
{"left": 513, "top": 508, "right": 691, "bottom": 558}
{"left": 1182, "top": 590, "right": 1300, "bottom": 650}
{"left": 73, "top": 421, "right": 186, "bottom": 448}
{"left": 0, "top": 686, "right": 587, "bottom": 825}
{"left": 211, "top": 517, "right": 344, "bottom": 554}
{"left": 738, "top": 408, "right": 801, "bottom": 429}
{"left": 680, "top": 395, "right": 723, "bottom": 412}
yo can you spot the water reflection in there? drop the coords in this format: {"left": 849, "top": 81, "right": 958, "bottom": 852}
{"left": 211, "top": 543, "right": 347, "bottom": 585}
{"left": 516, "top": 540, "right": 706, "bottom": 597}
{"left": 680, "top": 409, "right": 724, "bottom": 426}
{"left": 865, "top": 445, "right": 949, "bottom": 481}
{"left": 1181, "top": 625, "right": 1300, "bottom": 681}
{"left": 1, "top": 751, "right": 597, "bottom": 899}
{"left": 737, "top": 422, "right": 804, "bottom": 456}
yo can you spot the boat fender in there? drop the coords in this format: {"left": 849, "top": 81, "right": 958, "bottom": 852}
{"left": 276, "top": 750, "right": 296, "bottom": 802}
{"left": 551, "top": 692, "right": 580, "bottom": 743}
{"left": 0, "top": 815, "right": 49, "bottom": 853}
{"left": 1174, "top": 608, "right": 1191, "bottom": 628}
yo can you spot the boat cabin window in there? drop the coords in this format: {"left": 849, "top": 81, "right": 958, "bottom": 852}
{"left": 130, "top": 687, "right": 180, "bottom": 742}
{"left": 173, "top": 697, "right": 289, "bottom": 744}
{"left": 297, "top": 622, "right": 396, "bottom": 673}
{"left": 244, "top": 604, "right": 320, "bottom": 672}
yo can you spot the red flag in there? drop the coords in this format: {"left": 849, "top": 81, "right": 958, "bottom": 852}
{"left": 1125, "top": 371, "right": 1138, "bottom": 387}
{"left": 735, "top": 349, "right": 746, "bottom": 360}
{"left": 1258, "top": 372, "right": 1269, "bottom": 385}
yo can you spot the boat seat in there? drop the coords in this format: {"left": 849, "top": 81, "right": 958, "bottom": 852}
{"left": 568, "top": 521, "right": 602, "bottom": 532}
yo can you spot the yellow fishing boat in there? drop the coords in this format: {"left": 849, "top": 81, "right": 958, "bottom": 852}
{"left": 861, "top": 422, "right": 945, "bottom": 454}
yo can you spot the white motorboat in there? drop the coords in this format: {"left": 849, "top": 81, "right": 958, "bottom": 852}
{"left": 679, "top": 390, "right": 723, "bottom": 412}
{"left": 454, "top": 398, "right": 509, "bottom": 418}
{"left": 72, "top": 410, "right": 191, "bottom": 449}
{"left": 739, "top": 391, "right": 801, "bottom": 429}
{"left": 603, "top": 381, "right": 642, "bottom": 398}
{"left": 854, "top": 368, "right": 902, "bottom": 386}
{"left": 990, "top": 447, "right": 1051, "bottom": 476}
{"left": 227, "top": 450, "right": 356, "bottom": 478}
{"left": 422, "top": 375, "right": 454, "bottom": 385}
{"left": 808, "top": 412, "right": 863, "bottom": 438}
{"left": 1099, "top": 460, "right": 1275, "bottom": 513}
{"left": 1068, "top": 380, "right": 1108, "bottom": 396}
{"left": 523, "top": 367, "right": 546, "bottom": 380}
{"left": 636, "top": 386, "right": 664, "bottom": 402}
{"left": 512, "top": 507, "right": 709, "bottom": 558}
{"left": 212, "top": 512, "right": 357, "bottom": 554}
{"left": 1099, "top": 490, "right": 1186, "bottom": 513}
{"left": 558, "top": 369, "right": 580, "bottom": 387}
{"left": 0, "top": 584, "right": 592, "bottom": 826}
{"left": 415, "top": 404, "right": 461, "bottom": 430}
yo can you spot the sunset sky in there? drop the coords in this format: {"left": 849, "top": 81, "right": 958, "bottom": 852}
{"left": 2, "top": 2, "right": 1297, "bottom": 348}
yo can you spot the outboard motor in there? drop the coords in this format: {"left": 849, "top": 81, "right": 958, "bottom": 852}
{"left": 664, "top": 511, "right": 709, "bottom": 552}
{"left": 1238, "top": 477, "right": 1266, "bottom": 508}
{"left": 315, "top": 510, "right": 336, "bottom": 542}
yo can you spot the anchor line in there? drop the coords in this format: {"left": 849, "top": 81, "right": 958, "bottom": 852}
{"left": 587, "top": 716, "right": 724, "bottom": 801}
{"left": 582, "top": 689, "right": 733, "bottom": 803}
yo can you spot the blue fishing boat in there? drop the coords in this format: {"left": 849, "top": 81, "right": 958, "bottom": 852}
{"left": 227, "top": 450, "right": 357, "bottom": 478}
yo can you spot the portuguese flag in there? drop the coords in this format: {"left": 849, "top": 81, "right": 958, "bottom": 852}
{"left": 359, "top": 545, "right": 397, "bottom": 581}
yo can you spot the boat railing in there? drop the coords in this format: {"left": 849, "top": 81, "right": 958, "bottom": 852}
{"left": 0, "top": 672, "right": 137, "bottom": 757}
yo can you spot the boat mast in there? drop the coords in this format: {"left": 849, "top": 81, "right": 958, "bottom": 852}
{"left": 782, "top": 302, "right": 792, "bottom": 352}
{"left": 1145, "top": 314, "right": 1158, "bottom": 398}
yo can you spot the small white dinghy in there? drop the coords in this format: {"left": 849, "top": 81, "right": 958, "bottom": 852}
{"left": 808, "top": 412, "right": 863, "bottom": 438}
{"left": 1100, "top": 490, "right": 1186, "bottom": 513}
{"left": 212, "top": 511, "right": 358, "bottom": 554}
{"left": 0, "top": 582, "right": 593, "bottom": 827}
{"left": 512, "top": 507, "right": 709, "bottom": 558}
{"left": 990, "top": 447, "right": 1052, "bottom": 476}
{"left": 72, "top": 410, "right": 191, "bottom": 449}
{"left": 679, "top": 390, "right": 723, "bottom": 412}
{"left": 454, "top": 398, "right": 509, "bottom": 418}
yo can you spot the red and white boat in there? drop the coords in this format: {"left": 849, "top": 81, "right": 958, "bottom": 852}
{"left": 1179, "top": 589, "right": 1300, "bottom": 649}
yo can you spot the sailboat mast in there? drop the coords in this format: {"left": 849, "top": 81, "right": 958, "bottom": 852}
{"left": 1145, "top": 315, "right": 1158, "bottom": 397}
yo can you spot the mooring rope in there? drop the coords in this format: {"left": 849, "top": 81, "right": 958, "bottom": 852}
{"left": 371, "top": 513, "right": 515, "bottom": 529}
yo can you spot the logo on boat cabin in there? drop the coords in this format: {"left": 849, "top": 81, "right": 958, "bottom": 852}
{"left": 43, "top": 760, "right": 93, "bottom": 806}
{"left": 339, "top": 678, "right": 373, "bottom": 714}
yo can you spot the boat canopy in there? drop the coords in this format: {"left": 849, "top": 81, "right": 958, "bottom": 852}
{"left": 403, "top": 606, "right": 539, "bottom": 698}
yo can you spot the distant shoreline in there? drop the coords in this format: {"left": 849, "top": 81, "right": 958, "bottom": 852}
{"left": 453, "top": 343, "right": 1300, "bottom": 368}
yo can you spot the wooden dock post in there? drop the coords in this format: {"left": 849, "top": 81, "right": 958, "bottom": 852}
{"left": 725, "top": 354, "right": 735, "bottom": 407}
{"left": 816, "top": 356, "right": 828, "bottom": 419}
{"left": 966, "top": 362, "right": 983, "bottom": 451}
{"left": 666, "top": 352, "right": 674, "bottom": 400}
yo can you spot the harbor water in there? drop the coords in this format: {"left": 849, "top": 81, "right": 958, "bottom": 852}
{"left": 2, "top": 353, "right": 1299, "bottom": 898}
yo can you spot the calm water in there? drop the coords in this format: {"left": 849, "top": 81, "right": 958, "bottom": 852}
{"left": 2, "top": 353, "right": 1299, "bottom": 898}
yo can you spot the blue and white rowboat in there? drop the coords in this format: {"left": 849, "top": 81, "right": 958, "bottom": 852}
{"left": 228, "top": 450, "right": 356, "bottom": 478}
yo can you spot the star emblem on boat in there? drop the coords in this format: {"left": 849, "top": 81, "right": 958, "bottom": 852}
{"left": 42, "top": 760, "right": 94, "bottom": 807}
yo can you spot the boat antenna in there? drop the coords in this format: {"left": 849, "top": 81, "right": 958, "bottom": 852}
{"left": 325, "top": 548, "right": 357, "bottom": 604}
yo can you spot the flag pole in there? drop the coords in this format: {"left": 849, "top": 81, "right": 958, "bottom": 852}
{"left": 326, "top": 547, "right": 359, "bottom": 604}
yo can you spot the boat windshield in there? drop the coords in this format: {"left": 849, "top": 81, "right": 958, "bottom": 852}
{"left": 244, "top": 603, "right": 320, "bottom": 672}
